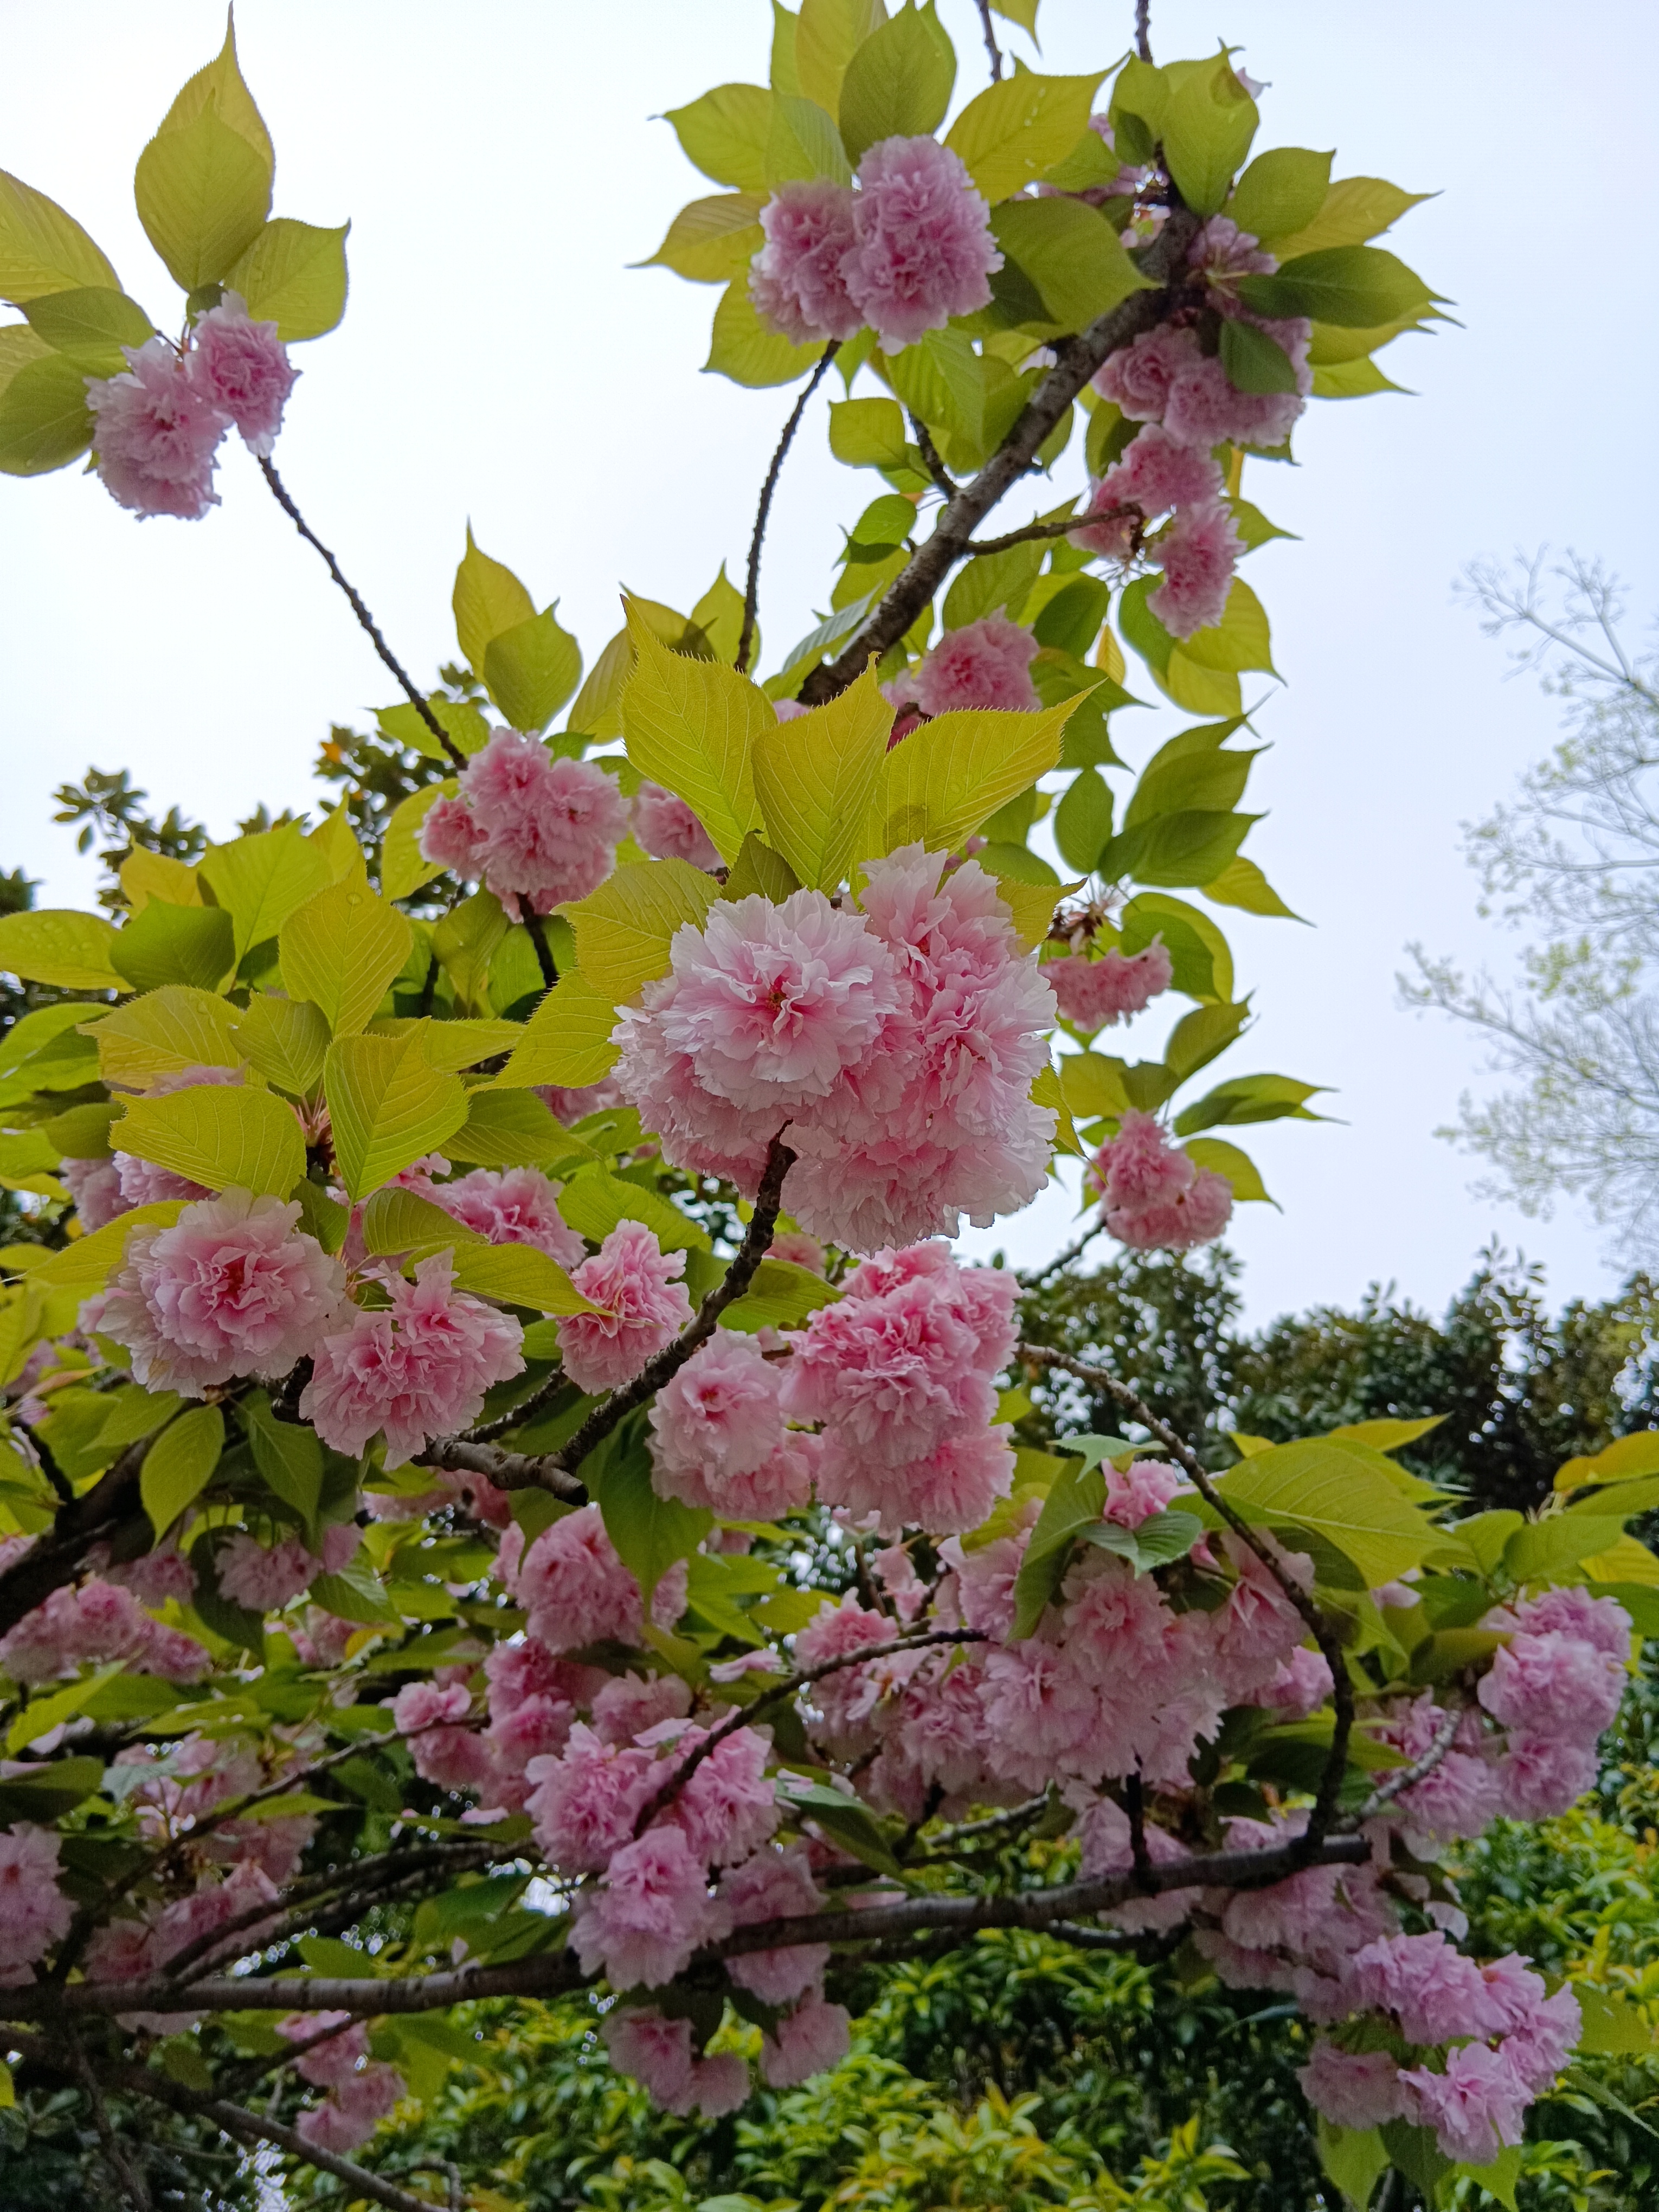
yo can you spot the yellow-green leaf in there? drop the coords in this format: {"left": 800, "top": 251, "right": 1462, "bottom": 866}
{"left": 706, "top": 277, "right": 827, "bottom": 388}
{"left": 566, "top": 859, "right": 722, "bottom": 1005}
{"left": 989, "top": 197, "right": 1150, "bottom": 333}
{"left": 432, "top": 891, "right": 509, "bottom": 1015}
{"left": 794, "top": 0, "right": 885, "bottom": 114}
{"left": 120, "top": 849, "right": 203, "bottom": 912}
{"left": 280, "top": 878, "right": 413, "bottom": 1038}
{"left": 567, "top": 628, "right": 633, "bottom": 742}
{"left": 640, "top": 193, "right": 766, "bottom": 284}
{"left": 751, "top": 664, "right": 892, "bottom": 890}
{"left": 0, "top": 169, "right": 119, "bottom": 301}
{"left": 141, "top": 1404, "right": 224, "bottom": 1538}
{"left": 6, "top": 1663, "right": 126, "bottom": 1757}
{"left": 382, "top": 783, "right": 453, "bottom": 902}
{"left": 665, "top": 83, "right": 776, "bottom": 192}
{"left": 498, "top": 974, "right": 623, "bottom": 1088}
{"left": 375, "top": 1017, "right": 523, "bottom": 1074}
{"left": 448, "top": 1243, "right": 596, "bottom": 1314}
{"left": 29, "top": 1203, "right": 187, "bottom": 1293}
{"left": 91, "top": 986, "right": 243, "bottom": 1089}
{"left": 986, "top": 867, "right": 1078, "bottom": 955}
{"left": 360, "top": 1186, "right": 483, "bottom": 1261}
{"left": 1211, "top": 1437, "right": 1446, "bottom": 1588}
{"left": 946, "top": 70, "right": 1104, "bottom": 203}
{"left": 447, "top": 1087, "right": 590, "bottom": 1169}
{"left": 1326, "top": 1416, "right": 1445, "bottom": 1455}
{"left": 0, "top": 348, "right": 95, "bottom": 475}
{"left": 1555, "top": 1431, "right": 1659, "bottom": 1494}
{"left": 20, "top": 286, "right": 154, "bottom": 372}
{"left": 0, "top": 909, "right": 120, "bottom": 991}
{"left": 453, "top": 528, "right": 535, "bottom": 679}
{"left": 154, "top": 13, "right": 274, "bottom": 172}
{"left": 198, "top": 824, "right": 334, "bottom": 963}
{"left": 1203, "top": 854, "right": 1303, "bottom": 920}
{"left": 867, "top": 698, "right": 1075, "bottom": 856}
{"left": 1271, "top": 177, "right": 1436, "bottom": 261}
{"left": 1184, "top": 1136, "right": 1271, "bottom": 1204}
{"left": 484, "top": 607, "right": 583, "bottom": 733}
{"left": 134, "top": 104, "right": 271, "bottom": 292}
{"left": 223, "top": 217, "right": 349, "bottom": 340}
{"left": 114, "top": 1082, "right": 305, "bottom": 1200}
{"left": 229, "top": 996, "right": 330, "bottom": 1097}
{"left": 323, "top": 1034, "right": 469, "bottom": 1201}
{"left": 556, "top": 1169, "right": 710, "bottom": 1253}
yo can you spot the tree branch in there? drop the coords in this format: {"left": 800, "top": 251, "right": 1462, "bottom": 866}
{"left": 0, "top": 1433, "right": 155, "bottom": 1640}
{"left": 1343, "top": 1698, "right": 1462, "bottom": 1829}
{"left": 737, "top": 345, "right": 840, "bottom": 676}
{"left": 963, "top": 512, "right": 1086, "bottom": 558}
{"left": 1018, "top": 1344, "right": 1355, "bottom": 1856}
{"left": 796, "top": 210, "right": 1198, "bottom": 704}
{"left": 909, "top": 413, "right": 959, "bottom": 500}
{"left": 1135, "top": 0, "right": 1153, "bottom": 65}
{"left": 523, "top": 908, "right": 559, "bottom": 988}
{"left": 205, "top": 2099, "right": 438, "bottom": 2212}
{"left": 259, "top": 458, "right": 466, "bottom": 771}
{"left": 1017, "top": 1216, "right": 1107, "bottom": 1289}
{"left": 974, "top": 0, "right": 1004, "bottom": 81}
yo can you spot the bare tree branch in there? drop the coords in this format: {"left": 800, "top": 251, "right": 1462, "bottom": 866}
{"left": 738, "top": 346, "right": 840, "bottom": 676}
{"left": 974, "top": 0, "right": 1004, "bottom": 82}
{"left": 1135, "top": 0, "right": 1154, "bottom": 64}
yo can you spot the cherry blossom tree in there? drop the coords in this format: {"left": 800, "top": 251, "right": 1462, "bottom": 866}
{"left": 0, "top": 9, "right": 1647, "bottom": 2210}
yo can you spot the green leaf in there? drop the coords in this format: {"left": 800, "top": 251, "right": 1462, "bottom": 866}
{"left": 1162, "top": 49, "right": 1258, "bottom": 215}
{"left": 719, "top": 1257, "right": 841, "bottom": 1333}
{"left": 882, "top": 323, "right": 985, "bottom": 450}
{"left": 1219, "top": 317, "right": 1298, "bottom": 395}
{"left": 1174, "top": 1071, "right": 1329, "bottom": 1135}
{"left": 1213, "top": 1437, "right": 1445, "bottom": 1588}
{"left": 1077, "top": 1507, "right": 1204, "bottom": 1575}
{"left": 1124, "top": 733, "right": 1258, "bottom": 830}
{"left": 448, "top": 1243, "right": 594, "bottom": 1316}
{"left": 1326, "top": 1416, "right": 1446, "bottom": 1456}
{"left": 708, "top": 274, "right": 828, "bottom": 387}
{"left": 134, "top": 103, "right": 272, "bottom": 291}
{"left": 1555, "top": 1431, "right": 1659, "bottom": 1493}
{"left": 867, "top": 696, "right": 1075, "bottom": 856}
{"left": 0, "top": 355, "right": 93, "bottom": 477}
{"left": 483, "top": 608, "right": 583, "bottom": 734}
{"left": 828, "top": 395, "right": 909, "bottom": 468}
{"left": 153, "top": 14, "right": 274, "bottom": 171}
{"left": 665, "top": 83, "right": 776, "bottom": 191}
{"left": 1226, "top": 147, "right": 1333, "bottom": 246}
{"left": 620, "top": 602, "right": 769, "bottom": 861}
{"left": 141, "top": 1404, "right": 225, "bottom": 1538}
{"left": 1164, "top": 999, "right": 1249, "bottom": 1080}
{"left": 311, "top": 1557, "right": 400, "bottom": 1622}
{"left": 453, "top": 528, "right": 536, "bottom": 678}
{"left": 383, "top": 1017, "right": 523, "bottom": 1075}
{"left": 498, "top": 974, "right": 623, "bottom": 1089}
{"left": 28, "top": 1203, "right": 185, "bottom": 1293}
{"left": 597, "top": 1437, "right": 711, "bottom": 1603}
{"left": 114, "top": 1083, "right": 305, "bottom": 1200}
{"left": 946, "top": 70, "right": 1104, "bottom": 202}
{"left": 1503, "top": 1515, "right": 1625, "bottom": 1584}
{"left": 1032, "top": 576, "right": 1110, "bottom": 661}
{"left": 839, "top": 3, "right": 955, "bottom": 163}
{"left": 110, "top": 902, "right": 234, "bottom": 994}
{"left": 40, "top": 1102, "right": 119, "bottom": 1161}
{"left": 378, "top": 783, "right": 450, "bottom": 904}
{"left": 1236, "top": 245, "right": 1438, "bottom": 329}
{"left": 231, "top": 996, "right": 331, "bottom": 1096}
{"left": 323, "top": 1033, "right": 470, "bottom": 1201}
{"left": 447, "top": 1086, "right": 586, "bottom": 1169}
{"left": 766, "top": 95, "right": 853, "bottom": 188}
{"left": 198, "top": 825, "right": 334, "bottom": 963}
{"left": 0, "top": 1757, "right": 106, "bottom": 1827}
{"left": 1577, "top": 1985, "right": 1659, "bottom": 2057}
{"left": 21, "top": 286, "right": 153, "bottom": 371}
{"left": 6, "top": 1664, "right": 127, "bottom": 1758}
{"left": 89, "top": 989, "right": 239, "bottom": 1092}
{"left": 943, "top": 539, "right": 1047, "bottom": 632}
{"left": 1009, "top": 1452, "right": 1099, "bottom": 1639}
{"left": 782, "top": 1777, "right": 905, "bottom": 1876}
{"left": 1204, "top": 854, "right": 1302, "bottom": 919}
{"left": 1271, "top": 177, "right": 1435, "bottom": 260}
{"left": 640, "top": 192, "right": 767, "bottom": 284}
{"left": 1120, "top": 891, "right": 1232, "bottom": 1002}
{"left": 0, "top": 908, "right": 120, "bottom": 991}
{"left": 1170, "top": 580, "right": 1276, "bottom": 677}
{"left": 725, "top": 832, "right": 803, "bottom": 903}
{"left": 223, "top": 218, "right": 350, "bottom": 340}
{"left": 557, "top": 1168, "right": 710, "bottom": 1254}
{"left": 280, "top": 878, "right": 413, "bottom": 1038}
{"left": 243, "top": 1392, "right": 324, "bottom": 1525}
{"left": 1105, "top": 810, "right": 1258, "bottom": 891}
{"left": 432, "top": 892, "right": 509, "bottom": 1015}
{"left": 1184, "top": 1136, "right": 1270, "bottom": 1203}
{"left": 565, "top": 859, "right": 719, "bottom": 1005}
{"left": 1051, "top": 769, "right": 1113, "bottom": 875}
{"left": 752, "top": 664, "right": 892, "bottom": 890}
{"left": 376, "top": 696, "right": 490, "bottom": 763}
{"left": 794, "top": 0, "right": 886, "bottom": 114}
{"left": 988, "top": 197, "right": 1150, "bottom": 333}
{"left": 359, "top": 1186, "right": 481, "bottom": 1262}
{"left": 1311, "top": 355, "right": 1410, "bottom": 400}
{"left": 0, "top": 169, "right": 119, "bottom": 301}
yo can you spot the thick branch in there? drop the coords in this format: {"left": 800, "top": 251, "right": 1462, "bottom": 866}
{"left": 260, "top": 458, "right": 466, "bottom": 771}
{"left": 737, "top": 346, "right": 840, "bottom": 676}
{"left": 909, "top": 413, "right": 959, "bottom": 500}
{"left": 205, "top": 2099, "right": 436, "bottom": 2212}
{"left": 0, "top": 1434, "right": 153, "bottom": 1639}
{"left": 1018, "top": 1345, "right": 1355, "bottom": 1854}
{"left": 798, "top": 211, "right": 1198, "bottom": 704}
{"left": 523, "top": 909, "right": 559, "bottom": 989}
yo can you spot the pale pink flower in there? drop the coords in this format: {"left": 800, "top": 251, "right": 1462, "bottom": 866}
{"left": 1163, "top": 350, "right": 1303, "bottom": 452}
{"left": 940, "top": 1527, "right": 1031, "bottom": 1639}
{"left": 1375, "top": 1692, "right": 1501, "bottom": 1840}
{"left": 632, "top": 782, "right": 722, "bottom": 872}
{"left": 218, "top": 1531, "right": 324, "bottom": 1613}
{"left": 301, "top": 1255, "right": 523, "bottom": 1466}
{"left": 86, "top": 337, "right": 232, "bottom": 519}
{"left": 100, "top": 1189, "right": 345, "bottom": 1397}
{"left": 908, "top": 615, "right": 1040, "bottom": 715}
{"left": 1188, "top": 216, "right": 1276, "bottom": 281}
{"left": 0, "top": 1578, "right": 209, "bottom": 1686}
{"left": 685, "top": 2052, "right": 750, "bottom": 2115}
{"left": 819, "top": 1426, "right": 1014, "bottom": 1538}
{"left": 872, "top": 1542, "right": 928, "bottom": 1623}
{"left": 1506, "top": 1585, "right": 1631, "bottom": 1660}
{"left": 1109, "top": 1168, "right": 1233, "bottom": 1252}
{"left": 1245, "top": 1644, "right": 1335, "bottom": 1722}
{"left": 843, "top": 136, "right": 1002, "bottom": 350}
{"left": 106, "top": 1540, "right": 196, "bottom": 1609}
{"left": 1092, "top": 1111, "right": 1193, "bottom": 1211}
{"left": 601, "top": 2008, "right": 696, "bottom": 2109}
{"left": 115, "top": 1153, "right": 209, "bottom": 1207}
{"left": 508, "top": 1504, "right": 648, "bottom": 1656}
{"left": 721, "top": 1844, "right": 829, "bottom": 2003}
{"left": 568, "top": 1824, "right": 729, "bottom": 1988}
{"left": 1346, "top": 1932, "right": 1502, "bottom": 2047}
{"left": 536, "top": 1079, "right": 620, "bottom": 1124}
{"left": 761, "top": 1994, "right": 852, "bottom": 2087}
{"left": 419, "top": 732, "right": 628, "bottom": 917}
{"left": 975, "top": 1642, "right": 1099, "bottom": 1792}
{"left": 558, "top": 1222, "right": 693, "bottom": 1394}
{"left": 649, "top": 1330, "right": 785, "bottom": 1489}
{"left": 1093, "top": 325, "right": 1201, "bottom": 420}
{"left": 750, "top": 178, "right": 862, "bottom": 343}
{"left": 1493, "top": 1732, "right": 1598, "bottom": 1819}
{"left": 1074, "top": 1796, "right": 1192, "bottom": 1933}
{"left": 664, "top": 1724, "right": 779, "bottom": 1867}
{"left": 768, "top": 1228, "right": 826, "bottom": 1274}
{"left": 1203, "top": 1536, "right": 1311, "bottom": 1701}
{"left": 786, "top": 1116, "right": 1053, "bottom": 1252}
{"left": 1148, "top": 502, "right": 1243, "bottom": 640}
{"left": 1478, "top": 1629, "right": 1625, "bottom": 1742}
{"left": 793, "top": 1596, "right": 895, "bottom": 1746}
{"left": 59, "top": 1156, "right": 127, "bottom": 1231}
{"left": 277, "top": 2012, "right": 370, "bottom": 2090}
{"left": 1399, "top": 2042, "right": 1531, "bottom": 2166}
{"left": 1298, "top": 2042, "right": 1410, "bottom": 2132}
{"left": 1502, "top": 1984, "right": 1581, "bottom": 2091}
{"left": 296, "top": 2062, "right": 404, "bottom": 2156}
{"left": 526, "top": 1721, "right": 655, "bottom": 1872}
{"left": 188, "top": 291, "right": 298, "bottom": 455}
{"left": 0, "top": 1825, "right": 72, "bottom": 1972}
{"left": 1103, "top": 1457, "right": 1183, "bottom": 1527}
{"left": 590, "top": 1669, "right": 690, "bottom": 1744}
{"left": 430, "top": 1166, "right": 586, "bottom": 1270}
{"left": 1103, "top": 422, "right": 1226, "bottom": 518}
{"left": 1047, "top": 942, "right": 1174, "bottom": 1028}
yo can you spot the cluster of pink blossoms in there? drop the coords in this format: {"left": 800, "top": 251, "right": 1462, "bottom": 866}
{"left": 1046, "top": 937, "right": 1174, "bottom": 1030}
{"left": 633, "top": 781, "right": 722, "bottom": 871}
{"left": 882, "top": 614, "right": 1041, "bottom": 719}
{"left": 86, "top": 293, "right": 298, "bottom": 520}
{"left": 611, "top": 845, "right": 1057, "bottom": 1252}
{"left": 420, "top": 1162, "right": 587, "bottom": 1270}
{"left": 750, "top": 136, "right": 1001, "bottom": 353}
{"left": 0, "top": 1570, "right": 208, "bottom": 1687}
{"left": 1088, "top": 1109, "right": 1233, "bottom": 1252}
{"left": 1072, "top": 218, "right": 1313, "bottom": 638}
{"left": 61, "top": 1063, "right": 250, "bottom": 1233}
{"left": 420, "top": 730, "right": 629, "bottom": 917}
{"left": 276, "top": 2015, "right": 407, "bottom": 2155}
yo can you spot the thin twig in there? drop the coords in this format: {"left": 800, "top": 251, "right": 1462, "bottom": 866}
{"left": 1018, "top": 1217, "right": 1107, "bottom": 1289}
{"left": 523, "top": 909, "right": 558, "bottom": 989}
{"left": 464, "top": 1364, "right": 569, "bottom": 1444}
{"left": 964, "top": 512, "right": 1086, "bottom": 558}
{"left": 1018, "top": 1344, "right": 1355, "bottom": 1856}
{"left": 974, "top": 0, "right": 1004, "bottom": 81}
{"left": 206, "top": 2099, "right": 436, "bottom": 2212}
{"left": 259, "top": 458, "right": 466, "bottom": 771}
{"left": 737, "top": 345, "right": 840, "bottom": 676}
{"left": 909, "top": 413, "right": 959, "bottom": 500}
{"left": 1343, "top": 1698, "right": 1463, "bottom": 1829}
{"left": 72, "top": 2034, "right": 152, "bottom": 2211}
{"left": 1135, "top": 0, "right": 1153, "bottom": 64}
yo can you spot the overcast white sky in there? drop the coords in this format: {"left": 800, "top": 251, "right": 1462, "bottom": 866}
{"left": 2, "top": 0, "right": 1655, "bottom": 1327}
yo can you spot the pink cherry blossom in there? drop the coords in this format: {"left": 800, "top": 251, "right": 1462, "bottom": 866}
{"left": 507, "top": 1504, "right": 649, "bottom": 1655}
{"left": 601, "top": 2008, "right": 696, "bottom": 2109}
{"left": 568, "top": 1824, "right": 730, "bottom": 1988}
{"left": 218, "top": 1525, "right": 356, "bottom": 1614}
{"left": 768, "top": 1228, "right": 826, "bottom": 1273}
{"left": 818, "top": 1425, "right": 1014, "bottom": 1538}
{"left": 842, "top": 136, "right": 1002, "bottom": 350}
{"left": 1492, "top": 1732, "right": 1599, "bottom": 1819}
{"left": 1188, "top": 216, "right": 1277, "bottom": 281}
{"left": 86, "top": 337, "right": 232, "bottom": 520}
{"left": 1506, "top": 1585, "right": 1631, "bottom": 1659}
{"left": 100, "top": 1189, "right": 346, "bottom": 1397}
{"left": 558, "top": 1221, "right": 693, "bottom": 1393}
{"left": 429, "top": 1166, "right": 586, "bottom": 1270}
{"left": 1148, "top": 502, "right": 1244, "bottom": 640}
{"left": 59, "top": 1156, "right": 127, "bottom": 1231}
{"left": 1477, "top": 1628, "right": 1625, "bottom": 1742}
{"left": 761, "top": 1994, "right": 852, "bottom": 2087}
{"left": 1094, "top": 325, "right": 1201, "bottom": 421}
{"left": 908, "top": 615, "right": 1040, "bottom": 715}
{"left": 721, "top": 1843, "right": 829, "bottom": 2003}
{"left": 295, "top": 2061, "right": 405, "bottom": 2156}
{"left": 633, "top": 782, "right": 722, "bottom": 871}
{"left": 1102, "top": 422, "right": 1226, "bottom": 519}
{"left": 750, "top": 178, "right": 863, "bottom": 344}
{"left": 106, "top": 1540, "right": 196, "bottom": 1609}
{"left": 0, "top": 1578, "right": 209, "bottom": 1686}
{"left": 1502, "top": 1984, "right": 1581, "bottom": 2091}
{"left": 536, "top": 1078, "right": 620, "bottom": 1124}
{"left": 1246, "top": 1644, "right": 1336, "bottom": 1722}
{"left": 650, "top": 1330, "right": 784, "bottom": 1488}
{"left": 525, "top": 1721, "right": 655, "bottom": 1871}
{"left": 0, "top": 1824, "right": 73, "bottom": 1972}
{"left": 1092, "top": 1111, "right": 1193, "bottom": 1211}
{"left": 188, "top": 291, "right": 298, "bottom": 455}
{"left": 1298, "top": 2042, "right": 1410, "bottom": 2132}
{"left": 1399, "top": 2042, "right": 1531, "bottom": 2165}
{"left": 114, "top": 1153, "right": 209, "bottom": 1207}
{"left": 590, "top": 1669, "right": 691, "bottom": 1745}
{"left": 1162, "top": 350, "right": 1303, "bottom": 453}
{"left": 663, "top": 1724, "right": 779, "bottom": 1865}
{"left": 301, "top": 1255, "right": 523, "bottom": 1466}
{"left": 1047, "top": 942, "right": 1175, "bottom": 1028}
{"left": 1344, "top": 1932, "right": 1503, "bottom": 2047}
{"left": 419, "top": 732, "right": 628, "bottom": 917}
{"left": 277, "top": 2013, "right": 370, "bottom": 2090}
